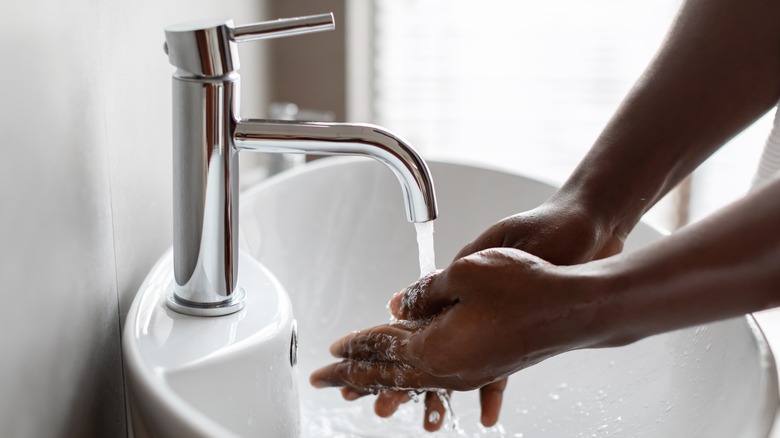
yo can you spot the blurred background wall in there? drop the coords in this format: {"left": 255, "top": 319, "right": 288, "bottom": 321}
{"left": 0, "top": 1, "right": 268, "bottom": 435}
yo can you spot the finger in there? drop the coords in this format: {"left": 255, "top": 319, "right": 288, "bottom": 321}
{"left": 479, "top": 379, "right": 509, "bottom": 427}
{"left": 340, "top": 387, "right": 369, "bottom": 401}
{"left": 374, "top": 390, "right": 412, "bottom": 417}
{"left": 394, "top": 270, "right": 456, "bottom": 321}
{"left": 423, "top": 390, "right": 449, "bottom": 432}
{"left": 388, "top": 290, "right": 404, "bottom": 319}
{"left": 329, "top": 325, "right": 413, "bottom": 362}
{"left": 310, "top": 360, "right": 429, "bottom": 391}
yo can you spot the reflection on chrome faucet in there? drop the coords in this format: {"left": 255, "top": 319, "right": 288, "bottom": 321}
{"left": 163, "top": 13, "right": 438, "bottom": 317}
{"left": 260, "top": 102, "right": 337, "bottom": 179}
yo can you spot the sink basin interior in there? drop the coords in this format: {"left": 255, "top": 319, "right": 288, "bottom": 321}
{"left": 239, "top": 157, "right": 778, "bottom": 437}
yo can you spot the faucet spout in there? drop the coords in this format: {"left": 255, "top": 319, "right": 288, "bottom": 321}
{"left": 234, "top": 120, "right": 437, "bottom": 223}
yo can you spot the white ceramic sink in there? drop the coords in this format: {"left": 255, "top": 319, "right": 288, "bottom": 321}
{"left": 125, "top": 157, "right": 779, "bottom": 437}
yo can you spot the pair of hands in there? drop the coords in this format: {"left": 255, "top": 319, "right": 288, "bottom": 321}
{"left": 311, "top": 201, "right": 623, "bottom": 431}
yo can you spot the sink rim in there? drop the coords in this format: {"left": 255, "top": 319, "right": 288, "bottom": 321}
{"left": 745, "top": 314, "right": 780, "bottom": 437}
{"left": 243, "top": 156, "right": 780, "bottom": 436}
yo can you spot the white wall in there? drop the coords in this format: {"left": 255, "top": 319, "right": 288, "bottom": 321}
{"left": 0, "top": 0, "right": 267, "bottom": 435}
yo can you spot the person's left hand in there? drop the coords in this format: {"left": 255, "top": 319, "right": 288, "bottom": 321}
{"left": 311, "top": 248, "right": 608, "bottom": 430}
{"left": 319, "top": 266, "right": 510, "bottom": 432}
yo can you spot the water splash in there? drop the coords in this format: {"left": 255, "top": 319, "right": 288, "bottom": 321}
{"left": 436, "top": 389, "right": 466, "bottom": 435}
{"left": 387, "top": 221, "right": 436, "bottom": 323}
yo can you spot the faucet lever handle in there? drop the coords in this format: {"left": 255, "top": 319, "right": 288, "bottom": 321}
{"left": 231, "top": 13, "right": 335, "bottom": 43}
{"left": 164, "top": 13, "right": 335, "bottom": 77}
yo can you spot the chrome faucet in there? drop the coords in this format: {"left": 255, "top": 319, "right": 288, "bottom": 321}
{"left": 163, "top": 13, "right": 438, "bottom": 317}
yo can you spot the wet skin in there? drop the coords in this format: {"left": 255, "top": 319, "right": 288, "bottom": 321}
{"left": 312, "top": 0, "right": 780, "bottom": 431}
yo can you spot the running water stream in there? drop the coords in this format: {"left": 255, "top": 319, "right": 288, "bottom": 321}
{"left": 414, "top": 222, "right": 464, "bottom": 434}
{"left": 414, "top": 221, "right": 437, "bottom": 278}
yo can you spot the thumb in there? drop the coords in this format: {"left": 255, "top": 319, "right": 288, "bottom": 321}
{"left": 389, "top": 269, "right": 456, "bottom": 321}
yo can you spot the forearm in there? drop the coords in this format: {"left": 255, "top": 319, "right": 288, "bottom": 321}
{"left": 580, "top": 176, "right": 780, "bottom": 347}
{"left": 556, "top": 0, "right": 780, "bottom": 242}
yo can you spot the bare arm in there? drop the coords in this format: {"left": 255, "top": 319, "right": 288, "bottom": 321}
{"left": 455, "top": 0, "right": 780, "bottom": 286}
{"left": 561, "top": 0, "right": 780, "bottom": 247}
{"left": 591, "top": 177, "right": 780, "bottom": 346}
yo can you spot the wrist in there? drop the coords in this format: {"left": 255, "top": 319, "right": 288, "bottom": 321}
{"left": 543, "top": 188, "right": 627, "bottom": 260}
{"left": 559, "top": 261, "right": 639, "bottom": 350}
{"left": 553, "top": 151, "right": 668, "bottom": 248}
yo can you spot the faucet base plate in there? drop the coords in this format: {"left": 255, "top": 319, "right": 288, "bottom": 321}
{"left": 166, "top": 288, "right": 246, "bottom": 317}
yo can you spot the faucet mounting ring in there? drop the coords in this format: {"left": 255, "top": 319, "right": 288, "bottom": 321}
{"left": 166, "top": 288, "right": 246, "bottom": 317}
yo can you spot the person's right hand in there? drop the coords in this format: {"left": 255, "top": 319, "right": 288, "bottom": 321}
{"left": 364, "top": 199, "right": 625, "bottom": 430}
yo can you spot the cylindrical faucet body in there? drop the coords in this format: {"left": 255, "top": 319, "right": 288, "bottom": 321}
{"left": 171, "top": 73, "right": 242, "bottom": 313}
